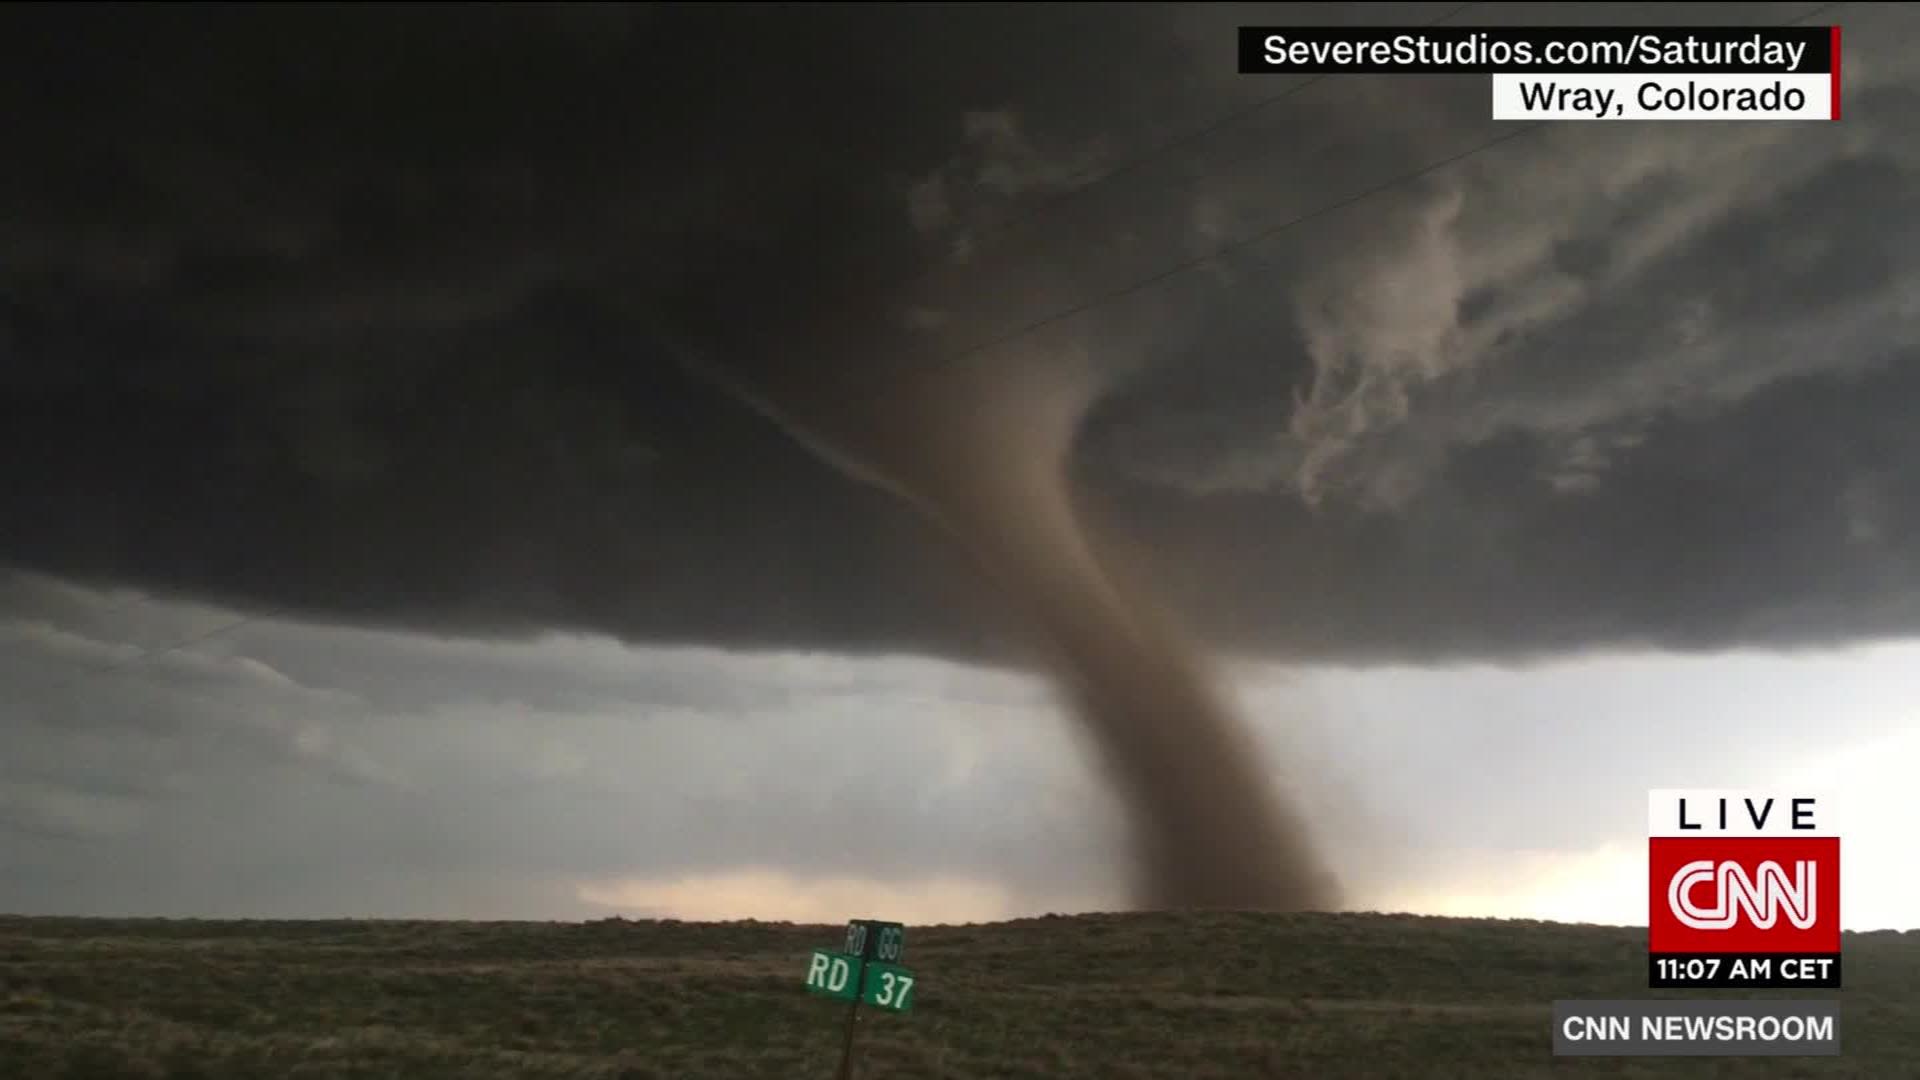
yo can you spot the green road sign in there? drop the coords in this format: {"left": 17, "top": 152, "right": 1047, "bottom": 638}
{"left": 860, "top": 962, "right": 916, "bottom": 1012}
{"left": 843, "top": 919, "right": 905, "bottom": 963}
{"left": 804, "top": 949, "right": 864, "bottom": 1001}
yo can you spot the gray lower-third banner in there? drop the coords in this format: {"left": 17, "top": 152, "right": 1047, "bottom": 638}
{"left": 1553, "top": 1000, "right": 1840, "bottom": 1056}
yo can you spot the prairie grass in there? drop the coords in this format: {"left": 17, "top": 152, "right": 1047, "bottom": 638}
{"left": 0, "top": 912, "right": 1911, "bottom": 1078}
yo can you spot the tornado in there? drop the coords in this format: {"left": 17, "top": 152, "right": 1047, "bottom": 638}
{"left": 697, "top": 348, "right": 1340, "bottom": 910}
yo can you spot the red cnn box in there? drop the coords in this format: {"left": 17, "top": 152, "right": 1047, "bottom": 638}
{"left": 1646, "top": 790, "right": 1841, "bottom": 989}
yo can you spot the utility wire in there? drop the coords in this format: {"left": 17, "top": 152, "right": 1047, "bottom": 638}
{"left": 25, "top": 606, "right": 288, "bottom": 700}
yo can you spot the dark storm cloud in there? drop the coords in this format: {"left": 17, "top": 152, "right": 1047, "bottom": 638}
{"left": 3, "top": 2, "right": 1918, "bottom": 666}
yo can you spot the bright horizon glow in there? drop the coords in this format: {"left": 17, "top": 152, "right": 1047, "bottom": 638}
{"left": 578, "top": 722, "right": 1920, "bottom": 931}
{"left": 576, "top": 868, "right": 1103, "bottom": 926}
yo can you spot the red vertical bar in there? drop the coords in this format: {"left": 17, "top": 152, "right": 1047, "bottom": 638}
{"left": 1830, "top": 26, "right": 1842, "bottom": 120}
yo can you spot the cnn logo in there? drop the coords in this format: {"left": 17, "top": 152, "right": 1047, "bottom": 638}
{"left": 1647, "top": 790, "right": 1840, "bottom": 987}
{"left": 1647, "top": 837, "right": 1839, "bottom": 955}
{"left": 1667, "top": 858, "right": 1817, "bottom": 931}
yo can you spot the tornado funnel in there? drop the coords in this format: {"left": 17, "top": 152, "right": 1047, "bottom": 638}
{"left": 700, "top": 350, "right": 1340, "bottom": 910}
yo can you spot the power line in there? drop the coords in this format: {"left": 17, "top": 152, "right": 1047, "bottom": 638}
{"left": 26, "top": 605, "right": 287, "bottom": 700}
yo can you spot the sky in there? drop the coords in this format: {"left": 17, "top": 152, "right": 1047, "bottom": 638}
{"left": 2, "top": 3, "right": 1917, "bottom": 929}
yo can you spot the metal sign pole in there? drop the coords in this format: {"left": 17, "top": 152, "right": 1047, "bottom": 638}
{"left": 836, "top": 960, "right": 867, "bottom": 1080}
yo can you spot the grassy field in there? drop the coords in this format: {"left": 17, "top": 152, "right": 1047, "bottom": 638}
{"left": 0, "top": 911, "right": 1912, "bottom": 1078}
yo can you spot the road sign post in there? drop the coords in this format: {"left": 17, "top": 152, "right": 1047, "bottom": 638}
{"left": 836, "top": 956, "right": 866, "bottom": 1080}
{"left": 804, "top": 920, "right": 915, "bottom": 1080}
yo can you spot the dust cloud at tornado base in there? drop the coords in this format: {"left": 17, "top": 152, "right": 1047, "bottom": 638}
{"left": 702, "top": 351, "right": 1342, "bottom": 911}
